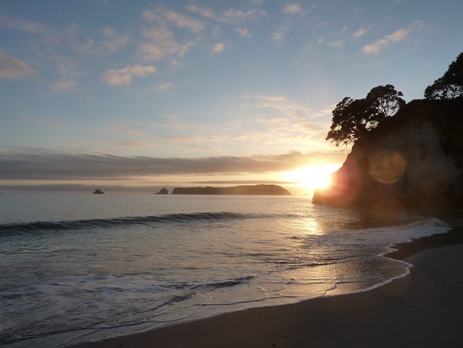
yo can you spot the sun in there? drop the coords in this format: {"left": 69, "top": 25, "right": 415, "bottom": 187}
{"left": 285, "top": 164, "right": 340, "bottom": 191}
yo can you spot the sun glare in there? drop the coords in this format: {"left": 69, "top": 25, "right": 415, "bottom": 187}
{"left": 286, "top": 165, "right": 340, "bottom": 191}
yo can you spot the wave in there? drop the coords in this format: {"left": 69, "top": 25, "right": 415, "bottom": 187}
{"left": 0, "top": 212, "right": 249, "bottom": 236}
{"left": 193, "top": 275, "right": 256, "bottom": 291}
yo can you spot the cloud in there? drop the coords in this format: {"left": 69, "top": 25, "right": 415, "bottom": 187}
{"left": 187, "top": 6, "right": 216, "bottom": 20}
{"left": 0, "top": 149, "right": 346, "bottom": 180}
{"left": 21, "top": 117, "right": 66, "bottom": 128}
{"left": 163, "top": 10, "right": 204, "bottom": 33}
{"left": 118, "top": 141, "right": 147, "bottom": 147}
{"left": 0, "top": 14, "right": 46, "bottom": 34}
{"left": 50, "top": 80, "right": 77, "bottom": 92}
{"left": 212, "top": 43, "right": 224, "bottom": 53}
{"left": 223, "top": 9, "right": 263, "bottom": 22}
{"left": 70, "top": 38, "right": 95, "bottom": 54}
{"left": 235, "top": 28, "right": 252, "bottom": 37}
{"left": 245, "top": 95, "right": 330, "bottom": 148}
{"left": 187, "top": 6, "right": 265, "bottom": 23}
{"left": 363, "top": 21, "right": 424, "bottom": 54}
{"left": 102, "top": 65, "right": 156, "bottom": 85}
{"left": 138, "top": 24, "right": 195, "bottom": 61}
{"left": 282, "top": 4, "right": 302, "bottom": 14}
{"left": 353, "top": 27, "right": 366, "bottom": 38}
{"left": 272, "top": 26, "right": 289, "bottom": 44}
{"left": 328, "top": 40, "right": 343, "bottom": 47}
{"left": 253, "top": 95, "right": 314, "bottom": 122}
{"left": 154, "top": 82, "right": 173, "bottom": 91}
{"left": 142, "top": 8, "right": 204, "bottom": 34}
{"left": 0, "top": 51, "right": 35, "bottom": 79}
{"left": 0, "top": 14, "right": 92, "bottom": 54}
{"left": 102, "top": 26, "right": 130, "bottom": 53}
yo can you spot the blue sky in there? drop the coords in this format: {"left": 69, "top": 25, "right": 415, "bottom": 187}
{"left": 1, "top": 0, "right": 462, "bottom": 194}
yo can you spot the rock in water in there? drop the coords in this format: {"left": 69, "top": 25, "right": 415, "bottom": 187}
{"left": 156, "top": 188, "right": 169, "bottom": 194}
{"left": 93, "top": 189, "right": 105, "bottom": 194}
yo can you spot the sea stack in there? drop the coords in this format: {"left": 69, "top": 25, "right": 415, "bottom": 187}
{"left": 156, "top": 188, "right": 169, "bottom": 194}
{"left": 93, "top": 189, "right": 105, "bottom": 194}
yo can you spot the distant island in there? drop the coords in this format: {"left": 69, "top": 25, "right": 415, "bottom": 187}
{"left": 93, "top": 189, "right": 105, "bottom": 194}
{"left": 156, "top": 188, "right": 169, "bottom": 194}
{"left": 171, "top": 184, "right": 291, "bottom": 195}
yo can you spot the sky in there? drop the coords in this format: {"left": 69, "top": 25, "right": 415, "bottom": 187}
{"left": 1, "top": 0, "right": 462, "bottom": 195}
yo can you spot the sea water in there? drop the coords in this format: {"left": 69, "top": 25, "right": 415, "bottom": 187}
{"left": 0, "top": 194, "right": 452, "bottom": 347}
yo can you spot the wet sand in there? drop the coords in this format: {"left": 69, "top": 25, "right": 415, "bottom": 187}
{"left": 71, "top": 226, "right": 463, "bottom": 348}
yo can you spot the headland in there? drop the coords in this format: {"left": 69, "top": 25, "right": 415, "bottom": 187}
{"left": 171, "top": 184, "right": 291, "bottom": 195}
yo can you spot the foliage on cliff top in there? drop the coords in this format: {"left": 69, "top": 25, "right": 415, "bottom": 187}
{"left": 425, "top": 52, "right": 463, "bottom": 100}
{"left": 326, "top": 85, "right": 405, "bottom": 147}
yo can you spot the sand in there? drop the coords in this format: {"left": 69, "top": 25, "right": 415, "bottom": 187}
{"left": 70, "top": 228, "right": 463, "bottom": 348}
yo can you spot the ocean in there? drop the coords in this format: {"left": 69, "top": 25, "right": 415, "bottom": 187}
{"left": 0, "top": 194, "right": 452, "bottom": 347}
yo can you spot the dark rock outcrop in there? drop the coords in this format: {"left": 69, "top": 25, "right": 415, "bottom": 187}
{"left": 171, "top": 184, "right": 291, "bottom": 195}
{"left": 93, "top": 189, "right": 105, "bottom": 194}
{"left": 313, "top": 98, "right": 463, "bottom": 209}
{"left": 156, "top": 188, "right": 168, "bottom": 194}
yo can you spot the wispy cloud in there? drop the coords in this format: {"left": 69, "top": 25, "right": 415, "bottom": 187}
{"left": 212, "top": 43, "right": 225, "bottom": 53}
{"left": 246, "top": 95, "right": 330, "bottom": 149}
{"left": 0, "top": 149, "right": 346, "bottom": 180}
{"left": 353, "top": 27, "right": 366, "bottom": 38}
{"left": 328, "top": 40, "right": 343, "bottom": 47}
{"left": 118, "top": 141, "right": 147, "bottom": 148}
{"left": 363, "top": 21, "right": 424, "bottom": 54}
{"left": 163, "top": 10, "right": 204, "bottom": 34}
{"left": 0, "top": 14, "right": 46, "bottom": 34}
{"left": 102, "top": 65, "right": 156, "bottom": 85}
{"left": 0, "top": 50, "right": 35, "bottom": 79}
{"left": 282, "top": 4, "right": 302, "bottom": 14}
{"left": 187, "top": 6, "right": 265, "bottom": 23}
{"left": 154, "top": 82, "right": 173, "bottom": 91}
{"left": 186, "top": 6, "right": 216, "bottom": 20}
{"left": 272, "top": 26, "right": 289, "bottom": 44}
{"left": 21, "top": 117, "right": 66, "bottom": 128}
{"left": 139, "top": 12, "right": 196, "bottom": 61}
{"left": 101, "top": 26, "right": 130, "bottom": 53}
{"left": 103, "top": 121, "right": 151, "bottom": 136}
{"left": 235, "top": 27, "right": 252, "bottom": 37}
{"left": 253, "top": 95, "right": 315, "bottom": 123}
{"left": 50, "top": 80, "right": 77, "bottom": 92}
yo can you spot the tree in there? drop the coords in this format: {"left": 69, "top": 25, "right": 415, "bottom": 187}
{"left": 424, "top": 52, "right": 463, "bottom": 100}
{"left": 326, "top": 85, "right": 405, "bottom": 147}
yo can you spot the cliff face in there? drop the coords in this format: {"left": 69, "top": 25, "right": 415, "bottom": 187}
{"left": 313, "top": 98, "right": 463, "bottom": 209}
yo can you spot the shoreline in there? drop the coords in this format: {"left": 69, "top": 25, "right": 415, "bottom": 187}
{"left": 68, "top": 219, "right": 463, "bottom": 348}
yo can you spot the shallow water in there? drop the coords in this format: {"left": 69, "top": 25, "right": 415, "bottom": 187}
{"left": 0, "top": 194, "right": 451, "bottom": 347}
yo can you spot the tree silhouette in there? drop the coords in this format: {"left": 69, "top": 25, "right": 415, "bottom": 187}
{"left": 424, "top": 52, "right": 463, "bottom": 100}
{"left": 326, "top": 85, "right": 405, "bottom": 147}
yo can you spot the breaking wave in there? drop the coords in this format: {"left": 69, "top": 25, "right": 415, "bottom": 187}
{"left": 0, "top": 212, "right": 250, "bottom": 235}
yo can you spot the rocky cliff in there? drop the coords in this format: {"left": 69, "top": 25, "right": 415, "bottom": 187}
{"left": 313, "top": 98, "right": 463, "bottom": 209}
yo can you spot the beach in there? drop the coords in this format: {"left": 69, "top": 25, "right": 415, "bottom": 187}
{"left": 70, "top": 225, "right": 463, "bottom": 348}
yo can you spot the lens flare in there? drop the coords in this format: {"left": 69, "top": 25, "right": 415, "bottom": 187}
{"left": 370, "top": 151, "right": 405, "bottom": 184}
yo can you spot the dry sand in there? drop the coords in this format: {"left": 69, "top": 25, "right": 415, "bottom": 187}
{"left": 71, "top": 229, "right": 463, "bottom": 348}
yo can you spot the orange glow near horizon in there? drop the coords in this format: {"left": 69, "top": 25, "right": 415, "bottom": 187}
{"left": 285, "top": 164, "right": 341, "bottom": 191}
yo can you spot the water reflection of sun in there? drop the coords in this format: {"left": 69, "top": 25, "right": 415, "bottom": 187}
{"left": 285, "top": 165, "right": 340, "bottom": 191}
